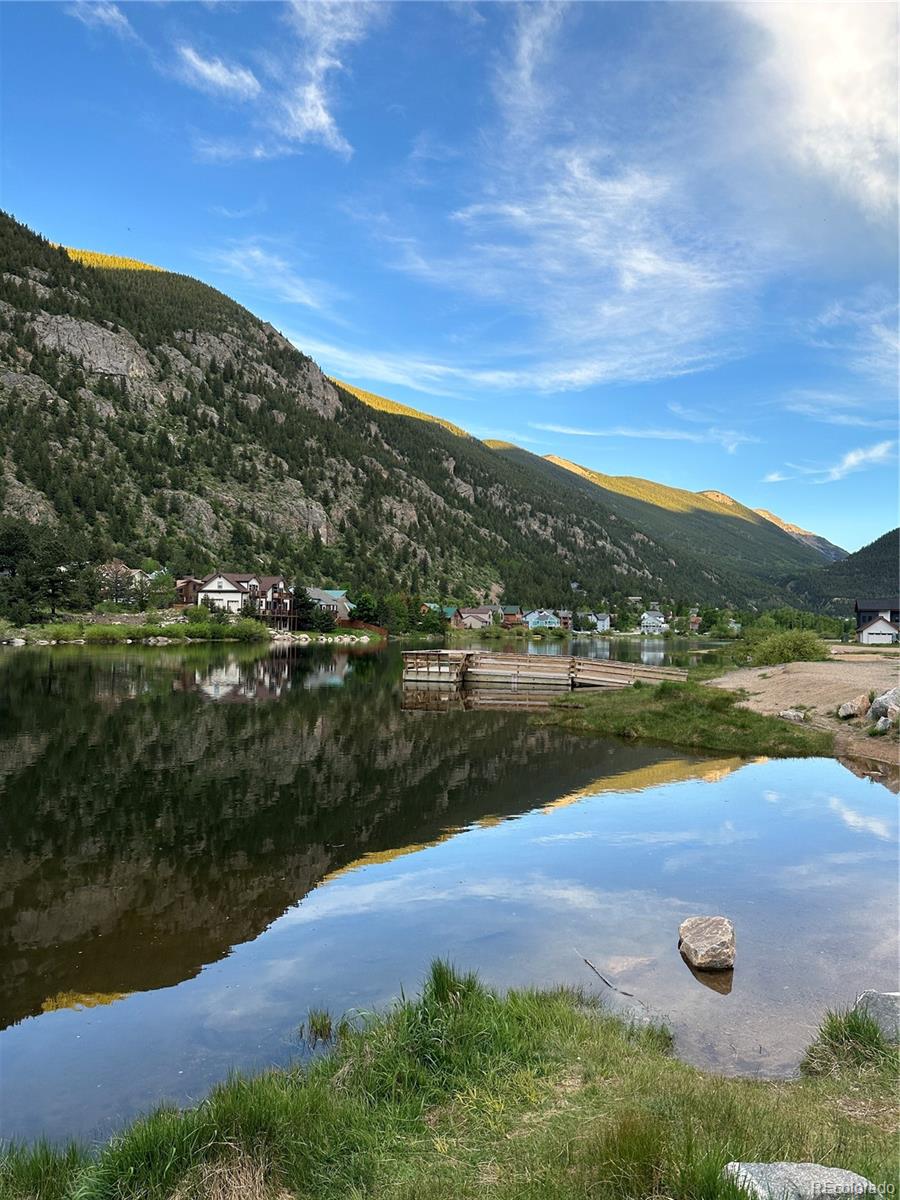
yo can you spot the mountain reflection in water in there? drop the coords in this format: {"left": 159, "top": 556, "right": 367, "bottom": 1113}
{"left": 0, "top": 643, "right": 895, "bottom": 1144}
{"left": 0, "top": 644, "right": 721, "bottom": 1033}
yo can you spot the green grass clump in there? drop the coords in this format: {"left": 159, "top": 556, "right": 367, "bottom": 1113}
{"left": 544, "top": 679, "right": 832, "bottom": 757}
{"left": 802, "top": 1008, "right": 897, "bottom": 1076}
{"left": 1, "top": 962, "right": 895, "bottom": 1200}
{"left": 751, "top": 629, "right": 828, "bottom": 666}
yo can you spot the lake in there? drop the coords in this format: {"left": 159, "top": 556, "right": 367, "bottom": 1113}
{"left": 0, "top": 643, "right": 896, "bottom": 1144}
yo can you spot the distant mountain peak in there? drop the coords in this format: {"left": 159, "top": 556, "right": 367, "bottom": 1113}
{"left": 752, "top": 507, "right": 847, "bottom": 562}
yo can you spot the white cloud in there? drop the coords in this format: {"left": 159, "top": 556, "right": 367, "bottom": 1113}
{"left": 66, "top": 1, "right": 135, "bottom": 40}
{"left": 816, "top": 441, "right": 897, "bottom": 483}
{"left": 274, "top": 1, "right": 385, "bottom": 158}
{"left": 765, "top": 439, "right": 897, "bottom": 484}
{"left": 204, "top": 241, "right": 324, "bottom": 309}
{"left": 807, "top": 294, "right": 899, "bottom": 389}
{"left": 531, "top": 423, "right": 757, "bottom": 454}
{"left": 738, "top": 3, "right": 898, "bottom": 223}
{"left": 829, "top": 797, "right": 893, "bottom": 841}
{"left": 782, "top": 389, "right": 897, "bottom": 432}
{"left": 177, "top": 45, "right": 261, "bottom": 100}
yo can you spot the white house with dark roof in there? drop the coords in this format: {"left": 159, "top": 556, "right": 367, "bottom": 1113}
{"left": 197, "top": 572, "right": 292, "bottom": 615}
{"left": 640, "top": 609, "right": 668, "bottom": 634}
{"left": 855, "top": 598, "right": 900, "bottom": 644}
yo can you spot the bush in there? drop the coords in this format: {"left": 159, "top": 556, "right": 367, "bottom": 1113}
{"left": 751, "top": 629, "right": 828, "bottom": 666}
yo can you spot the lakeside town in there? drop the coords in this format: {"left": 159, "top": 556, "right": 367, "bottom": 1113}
{"left": 25, "top": 557, "right": 897, "bottom": 644}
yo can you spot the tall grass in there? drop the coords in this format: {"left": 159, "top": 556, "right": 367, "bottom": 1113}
{"left": 546, "top": 679, "right": 833, "bottom": 757}
{"left": 1, "top": 963, "right": 894, "bottom": 1200}
{"left": 29, "top": 619, "right": 268, "bottom": 644}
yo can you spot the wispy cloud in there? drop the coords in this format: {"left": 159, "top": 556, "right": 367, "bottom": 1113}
{"left": 829, "top": 797, "right": 893, "bottom": 841}
{"left": 531, "top": 423, "right": 757, "bottom": 454}
{"left": 782, "top": 389, "right": 898, "bottom": 431}
{"left": 806, "top": 293, "right": 899, "bottom": 389}
{"left": 209, "top": 199, "right": 268, "bottom": 220}
{"left": 176, "top": 45, "right": 261, "bottom": 100}
{"left": 66, "top": 1, "right": 136, "bottom": 40}
{"left": 272, "top": 0, "right": 385, "bottom": 158}
{"left": 764, "top": 440, "right": 897, "bottom": 484}
{"left": 203, "top": 240, "right": 326, "bottom": 310}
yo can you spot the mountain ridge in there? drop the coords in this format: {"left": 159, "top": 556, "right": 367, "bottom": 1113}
{"left": 0, "top": 212, "right": 869, "bottom": 610}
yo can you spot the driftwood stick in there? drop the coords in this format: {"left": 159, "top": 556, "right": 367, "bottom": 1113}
{"left": 576, "top": 949, "right": 649, "bottom": 1009}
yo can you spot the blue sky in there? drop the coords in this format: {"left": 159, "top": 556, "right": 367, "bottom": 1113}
{"left": 1, "top": 1, "right": 897, "bottom": 550}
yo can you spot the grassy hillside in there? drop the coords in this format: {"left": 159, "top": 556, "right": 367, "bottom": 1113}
{"left": 334, "top": 379, "right": 471, "bottom": 439}
{"left": 784, "top": 528, "right": 899, "bottom": 613}
{"left": 488, "top": 444, "right": 825, "bottom": 599}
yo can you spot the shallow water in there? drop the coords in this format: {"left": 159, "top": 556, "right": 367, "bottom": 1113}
{"left": 0, "top": 644, "right": 896, "bottom": 1143}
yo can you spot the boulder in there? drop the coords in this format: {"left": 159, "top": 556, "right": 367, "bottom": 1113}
{"left": 867, "top": 686, "right": 900, "bottom": 721}
{"left": 778, "top": 709, "right": 805, "bottom": 723}
{"left": 873, "top": 716, "right": 893, "bottom": 734}
{"left": 853, "top": 990, "right": 900, "bottom": 1042}
{"left": 724, "top": 1162, "right": 876, "bottom": 1200}
{"left": 10, "top": 637, "right": 26, "bottom": 646}
{"left": 837, "top": 694, "right": 869, "bottom": 719}
{"left": 678, "top": 916, "right": 735, "bottom": 970}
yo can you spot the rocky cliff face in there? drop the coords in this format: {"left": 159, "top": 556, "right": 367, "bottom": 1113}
{"left": 0, "top": 210, "right": 734, "bottom": 604}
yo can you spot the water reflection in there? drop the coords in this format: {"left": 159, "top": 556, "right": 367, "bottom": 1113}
{"left": 0, "top": 644, "right": 896, "bottom": 1144}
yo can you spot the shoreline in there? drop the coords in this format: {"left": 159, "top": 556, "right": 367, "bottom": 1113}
{"left": 2, "top": 963, "right": 895, "bottom": 1199}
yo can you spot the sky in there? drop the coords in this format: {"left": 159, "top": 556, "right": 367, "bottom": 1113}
{"left": 1, "top": 1, "right": 897, "bottom": 551}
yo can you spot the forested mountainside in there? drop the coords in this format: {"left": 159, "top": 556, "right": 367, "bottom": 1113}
{"left": 783, "top": 528, "right": 899, "bottom": 614}
{"left": 487, "top": 445, "right": 830, "bottom": 599}
{"left": 0, "top": 211, "right": 853, "bottom": 608}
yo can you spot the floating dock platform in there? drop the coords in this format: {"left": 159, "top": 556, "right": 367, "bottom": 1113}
{"left": 402, "top": 650, "right": 688, "bottom": 691}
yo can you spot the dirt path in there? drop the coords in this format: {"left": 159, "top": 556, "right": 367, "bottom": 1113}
{"left": 707, "top": 652, "right": 899, "bottom": 780}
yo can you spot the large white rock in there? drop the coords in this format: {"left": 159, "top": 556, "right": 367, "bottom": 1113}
{"left": 867, "top": 686, "right": 900, "bottom": 721}
{"left": 724, "top": 1162, "right": 875, "bottom": 1200}
{"left": 778, "top": 709, "right": 805, "bottom": 723}
{"left": 853, "top": 990, "right": 900, "bottom": 1042}
{"left": 678, "top": 916, "right": 735, "bottom": 970}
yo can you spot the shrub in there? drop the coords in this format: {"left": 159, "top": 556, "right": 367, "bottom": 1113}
{"left": 751, "top": 629, "right": 828, "bottom": 666}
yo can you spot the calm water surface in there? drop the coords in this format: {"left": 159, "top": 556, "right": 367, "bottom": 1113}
{"left": 0, "top": 643, "right": 896, "bottom": 1143}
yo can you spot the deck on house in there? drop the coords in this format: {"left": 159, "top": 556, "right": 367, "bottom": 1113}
{"left": 402, "top": 650, "right": 688, "bottom": 691}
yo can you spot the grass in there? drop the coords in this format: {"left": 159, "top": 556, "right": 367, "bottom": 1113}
{"left": 64, "top": 247, "right": 163, "bottom": 271}
{"left": 1, "top": 962, "right": 895, "bottom": 1200}
{"left": 25, "top": 619, "right": 269, "bottom": 644}
{"left": 542, "top": 679, "right": 833, "bottom": 758}
{"left": 335, "top": 380, "right": 470, "bottom": 439}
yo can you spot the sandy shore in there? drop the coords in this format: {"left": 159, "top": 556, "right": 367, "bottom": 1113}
{"left": 708, "top": 650, "right": 899, "bottom": 776}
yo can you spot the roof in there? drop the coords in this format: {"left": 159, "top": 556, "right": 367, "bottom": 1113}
{"left": 855, "top": 598, "right": 900, "bottom": 611}
{"left": 858, "top": 617, "right": 900, "bottom": 632}
{"left": 501, "top": 605, "right": 522, "bottom": 614}
{"left": 322, "top": 589, "right": 348, "bottom": 599}
{"left": 642, "top": 610, "right": 665, "bottom": 619}
{"left": 199, "top": 572, "right": 286, "bottom": 593}
{"left": 442, "top": 605, "right": 460, "bottom": 618}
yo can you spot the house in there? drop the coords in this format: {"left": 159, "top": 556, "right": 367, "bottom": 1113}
{"left": 857, "top": 617, "right": 899, "bottom": 645}
{"left": 556, "top": 609, "right": 573, "bottom": 630}
{"left": 175, "top": 576, "right": 203, "bottom": 606}
{"left": 458, "top": 606, "right": 495, "bottom": 630}
{"left": 593, "top": 612, "right": 611, "bottom": 633}
{"left": 99, "top": 559, "right": 150, "bottom": 601}
{"left": 197, "top": 572, "right": 292, "bottom": 615}
{"left": 855, "top": 598, "right": 900, "bottom": 644}
{"left": 306, "top": 587, "right": 354, "bottom": 622}
{"left": 443, "top": 605, "right": 465, "bottom": 629}
{"left": 640, "top": 609, "right": 668, "bottom": 634}
{"left": 500, "top": 605, "right": 525, "bottom": 628}
{"left": 524, "top": 609, "right": 561, "bottom": 629}
{"left": 689, "top": 614, "right": 702, "bottom": 633}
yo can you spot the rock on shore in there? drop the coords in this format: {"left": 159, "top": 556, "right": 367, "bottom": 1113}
{"left": 724, "top": 1162, "right": 876, "bottom": 1199}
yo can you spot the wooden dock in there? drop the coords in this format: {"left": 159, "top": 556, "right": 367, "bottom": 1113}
{"left": 402, "top": 650, "right": 687, "bottom": 691}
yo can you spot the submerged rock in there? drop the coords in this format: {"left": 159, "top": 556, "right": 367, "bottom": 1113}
{"left": 724, "top": 1162, "right": 875, "bottom": 1200}
{"left": 837, "top": 694, "right": 869, "bottom": 719}
{"left": 853, "top": 990, "right": 900, "bottom": 1041}
{"left": 678, "top": 916, "right": 735, "bottom": 970}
